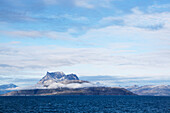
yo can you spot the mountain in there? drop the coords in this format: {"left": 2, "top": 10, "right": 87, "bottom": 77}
{"left": 37, "top": 72, "right": 90, "bottom": 88}
{"left": 126, "top": 85, "right": 170, "bottom": 96}
{"left": 0, "top": 84, "right": 17, "bottom": 89}
{"left": 38, "top": 72, "right": 79, "bottom": 85}
{"left": 1, "top": 87, "right": 135, "bottom": 96}
{"left": 0, "top": 84, "right": 18, "bottom": 94}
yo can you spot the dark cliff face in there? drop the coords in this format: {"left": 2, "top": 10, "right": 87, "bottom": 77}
{"left": 1, "top": 87, "right": 136, "bottom": 96}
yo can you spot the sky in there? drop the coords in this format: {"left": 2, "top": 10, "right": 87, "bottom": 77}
{"left": 0, "top": 0, "right": 170, "bottom": 86}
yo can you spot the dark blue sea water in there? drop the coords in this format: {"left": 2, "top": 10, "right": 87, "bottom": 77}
{"left": 0, "top": 96, "right": 169, "bottom": 113}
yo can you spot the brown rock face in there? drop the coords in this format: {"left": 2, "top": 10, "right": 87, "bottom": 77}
{"left": 1, "top": 87, "right": 136, "bottom": 96}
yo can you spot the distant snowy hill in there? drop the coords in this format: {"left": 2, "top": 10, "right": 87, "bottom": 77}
{"left": 126, "top": 85, "right": 170, "bottom": 96}
{"left": 0, "top": 84, "right": 17, "bottom": 89}
{"left": 0, "top": 84, "right": 18, "bottom": 94}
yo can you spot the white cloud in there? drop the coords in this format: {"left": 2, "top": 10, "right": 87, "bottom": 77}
{"left": 48, "top": 14, "right": 89, "bottom": 21}
{"left": 2, "top": 8, "right": 170, "bottom": 42}
{"left": 74, "top": 0, "right": 94, "bottom": 8}
{"left": 74, "top": 0, "right": 115, "bottom": 8}
{"left": 79, "top": 25, "right": 170, "bottom": 45}
{"left": 148, "top": 4, "right": 170, "bottom": 13}
{"left": 43, "top": 0, "right": 58, "bottom": 5}
{"left": 0, "top": 30, "right": 76, "bottom": 40}
{"left": 0, "top": 44, "right": 170, "bottom": 77}
{"left": 8, "top": 82, "right": 98, "bottom": 90}
{"left": 1, "top": 9, "right": 170, "bottom": 78}
{"left": 1, "top": 31, "right": 42, "bottom": 38}
{"left": 42, "top": 0, "right": 115, "bottom": 9}
{"left": 100, "top": 7, "right": 170, "bottom": 30}
{"left": 48, "top": 82, "right": 97, "bottom": 89}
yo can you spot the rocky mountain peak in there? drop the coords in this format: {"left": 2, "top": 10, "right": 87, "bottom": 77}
{"left": 46, "top": 71, "right": 65, "bottom": 79}
{"left": 65, "top": 74, "right": 79, "bottom": 80}
{"left": 38, "top": 71, "right": 79, "bottom": 85}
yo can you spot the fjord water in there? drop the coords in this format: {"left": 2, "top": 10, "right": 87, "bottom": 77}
{"left": 0, "top": 96, "right": 169, "bottom": 113}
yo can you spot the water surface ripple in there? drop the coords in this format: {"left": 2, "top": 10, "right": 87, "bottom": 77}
{"left": 0, "top": 96, "right": 169, "bottom": 113}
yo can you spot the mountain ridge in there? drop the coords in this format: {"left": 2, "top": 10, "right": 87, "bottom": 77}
{"left": 0, "top": 84, "right": 18, "bottom": 94}
{"left": 126, "top": 85, "right": 170, "bottom": 96}
{"left": 1, "top": 72, "right": 169, "bottom": 96}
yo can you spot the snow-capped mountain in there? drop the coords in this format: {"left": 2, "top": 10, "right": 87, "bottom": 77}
{"left": 126, "top": 85, "right": 170, "bottom": 96}
{"left": 37, "top": 71, "right": 84, "bottom": 86}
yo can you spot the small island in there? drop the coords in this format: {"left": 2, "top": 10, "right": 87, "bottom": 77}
{"left": 1, "top": 72, "right": 135, "bottom": 96}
